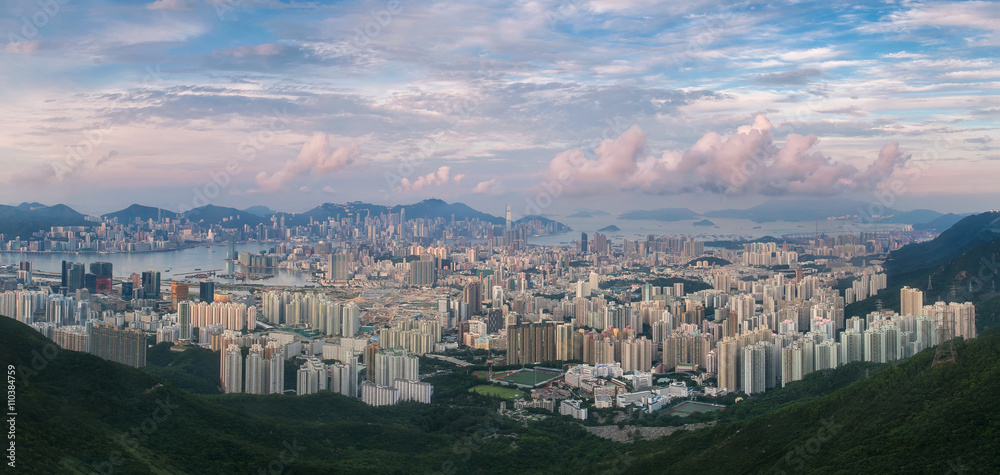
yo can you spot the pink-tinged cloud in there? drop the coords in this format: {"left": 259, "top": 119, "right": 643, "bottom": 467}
{"left": 255, "top": 133, "right": 360, "bottom": 192}
{"left": 472, "top": 178, "right": 503, "bottom": 195}
{"left": 3, "top": 41, "right": 40, "bottom": 54}
{"left": 397, "top": 166, "right": 462, "bottom": 192}
{"left": 545, "top": 115, "right": 910, "bottom": 196}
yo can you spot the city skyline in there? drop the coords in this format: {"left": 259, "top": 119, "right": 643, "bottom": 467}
{"left": 1, "top": 0, "right": 998, "bottom": 215}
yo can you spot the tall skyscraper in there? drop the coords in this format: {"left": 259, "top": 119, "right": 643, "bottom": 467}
{"left": 265, "top": 340, "right": 284, "bottom": 394}
{"left": 408, "top": 259, "right": 436, "bottom": 286}
{"left": 717, "top": 337, "right": 739, "bottom": 392}
{"left": 507, "top": 322, "right": 557, "bottom": 365}
{"left": 89, "top": 262, "right": 113, "bottom": 278}
{"left": 245, "top": 344, "right": 265, "bottom": 394}
{"left": 88, "top": 323, "right": 146, "bottom": 368}
{"left": 342, "top": 302, "right": 360, "bottom": 337}
{"left": 462, "top": 281, "right": 483, "bottom": 315}
{"left": 177, "top": 301, "right": 191, "bottom": 341}
{"left": 742, "top": 343, "right": 767, "bottom": 395}
{"left": 171, "top": 282, "right": 189, "bottom": 308}
{"left": 327, "top": 253, "right": 350, "bottom": 281}
{"left": 66, "top": 263, "right": 85, "bottom": 293}
{"left": 141, "top": 270, "right": 161, "bottom": 299}
{"left": 223, "top": 344, "right": 243, "bottom": 393}
{"left": 200, "top": 279, "right": 215, "bottom": 303}
{"left": 900, "top": 286, "right": 924, "bottom": 317}
{"left": 505, "top": 204, "right": 512, "bottom": 230}
{"left": 579, "top": 232, "right": 588, "bottom": 253}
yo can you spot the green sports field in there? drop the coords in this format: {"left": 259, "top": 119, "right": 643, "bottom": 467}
{"left": 666, "top": 401, "right": 725, "bottom": 417}
{"left": 494, "top": 368, "right": 562, "bottom": 387}
{"left": 469, "top": 385, "right": 524, "bottom": 399}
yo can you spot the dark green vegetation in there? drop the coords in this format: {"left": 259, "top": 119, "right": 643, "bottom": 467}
{"left": 0, "top": 202, "right": 91, "bottom": 238}
{"left": 913, "top": 212, "right": 972, "bottom": 231}
{"left": 1, "top": 317, "right": 616, "bottom": 474}
{"left": 143, "top": 343, "right": 221, "bottom": 394}
{"left": 630, "top": 328, "right": 1000, "bottom": 473}
{"left": 6, "top": 312, "right": 1000, "bottom": 473}
{"left": 469, "top": 385, "right": 524, "bottom": 399}
{"left": 600, "top": 276, "right": 711, "bottom": 293}
{"left": 686, "top": 256, "right": 732, "bottom": 267}
{"left": 846, "top": 211, "right": 1000, "bottom": 322}
{"left": 597, "top": 224, "right": 621, "bottom": 232}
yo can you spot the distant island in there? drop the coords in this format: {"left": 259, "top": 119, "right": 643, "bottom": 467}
{"left": 568, "top": 209, "right": 610, "bottom": 218}
{"left": 598, "top": 225, "right": 620, "bottom": 232}
{"left": 693, "top": 219, "right": 715, "bottom": 226}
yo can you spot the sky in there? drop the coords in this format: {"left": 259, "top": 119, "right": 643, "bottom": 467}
{"left": 1, "top": 0, "right": 998, "bottom": 218}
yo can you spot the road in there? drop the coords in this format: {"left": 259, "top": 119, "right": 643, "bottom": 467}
{"left": 425, "top": 354, "right": 472, "bottom": 367}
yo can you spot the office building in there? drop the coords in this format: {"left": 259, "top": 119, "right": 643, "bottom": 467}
{"left": 141, "top": 270, "right": 161, "bottom": 299}
{"left": 200, "top": 279, "right": 215, "bottom": 303}
{"left": 171, "top": 282, "right": 189, "bottom": 308}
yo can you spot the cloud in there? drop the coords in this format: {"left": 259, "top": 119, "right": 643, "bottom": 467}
{"left": 322, "top": 185, "right": 336, "bottom": 193}
{"left": 255, "top": 133, "right": 360, "bottom": 191}
{"left": 397, "top": 166, "right": 463, "bottom": 192}
{"left": 777, "top": 47, "right": 839, "bottom": 62}
{"left": 472, "top": 178, "right": 503, "bottom": 195}
{"left": 147, "top": 0, "right": 193, "bottom": 10}
{"left": 545, "top": 115, "right": 911, "bottom": 196}
{"left": 2, "top": 41, "right": 40, "bottom": 55}
{"left": 214, "top": 43, "right": 283, "bottom": 58}
{"left": 754, "top": 69, "right": 823, "bottom": 86}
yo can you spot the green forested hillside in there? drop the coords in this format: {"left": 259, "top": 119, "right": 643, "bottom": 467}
{"left": 630, "top": 328, "right": 1000, "bottom": 473}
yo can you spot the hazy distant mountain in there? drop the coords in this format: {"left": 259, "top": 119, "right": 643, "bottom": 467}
{"left": 598, "top": 225, "right": 621, "bottom": 232}
{"left": 242, "top": 205, "right": 275, "bottom": 217}
{"left": 2, "top": 199, "right": 569, "bottom": 234}
{"left": 693, "top": 219, "right": 715, "bottom": 226}
{"left": 102, "top": 204, "right": 181, "bottom": 223}
{"left": 704, "top": 198, "right": 944, "bottom": 223}
{"left": 886, "top": 210, "right": 1000, "bottom": 275}
{"left": 515, "top": 215, "right": 572, "bottom": 233}
{"left": 15, "top": 202, "right": 47, "bottom": 211}
{"left": 0, "top": 203, "right": 91, "bottom": 238}
{"left": 618, "top": 207, "right": 698, "bottom": 221}
{"left": 913, "top": 212, "right": 973, "bottom": 231}
{"left": 568, "top": 208, "right": 610, "bottom": 218}
{"left": 183, "top": 204, "right": 265, "bottom": 227}
{"left": 390, "top": 199, "right": 500, "bottom": 224}
{"left": 281, "top": 199, "right": 570, "bottom": 231}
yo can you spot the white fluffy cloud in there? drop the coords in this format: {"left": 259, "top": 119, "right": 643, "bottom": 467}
{"left": 471, "top": 178, "right": 503, "bottom": 195}
{"left": 397, "top": 166, "right": 463, "bottom": 192}
{"left": 546, "top": 115, "right": 911, "bottom": 196}
{"left": 255, "top": 133, "right": 360, "bottom": 192}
